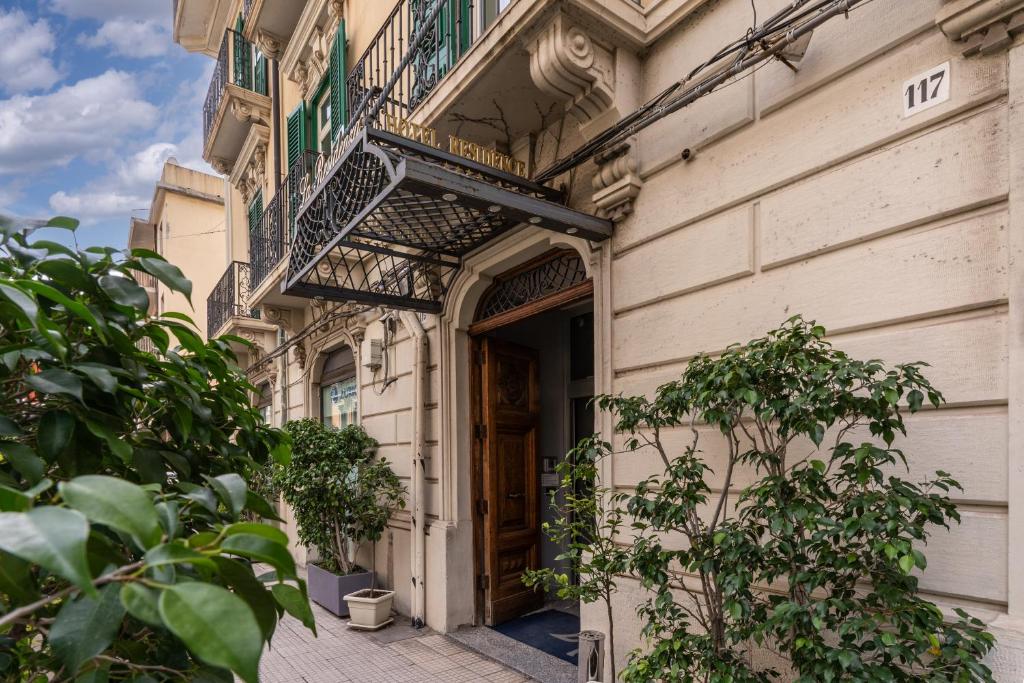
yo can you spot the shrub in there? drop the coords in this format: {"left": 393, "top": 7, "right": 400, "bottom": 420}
{"left": 587, "top": 317, "right": 994, "bottom": 682}
{"left": 524, "top": 441, "right": 631, "bottom": 680}
{"left": 275, "top": 419, "right": 405, "bottom": 577}
{"left": 0, "top": 218, "right": 312, "bottom": 682}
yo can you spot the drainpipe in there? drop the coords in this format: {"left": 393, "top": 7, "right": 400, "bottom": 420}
{"left": 270, "top": 57, "right": 282, "bottom": 189}
{"left": 398, "top": 311, "right": 428, "bottom": 628}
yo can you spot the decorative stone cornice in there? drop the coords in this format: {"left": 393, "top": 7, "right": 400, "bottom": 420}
{"left": 229, "top": 126, "right": 270, "bottom": 206}
{"left": 527, "top": 12, "right": 616, "bottom": 135}
{"left": 230, "top": 97, "right": 269, "bottom": 127}
{"left": 255, "top": 29, "right": 286, "bottom": 60}
{"left": 937, "top": 0, "right": 1024, "bottom": 55}
{"left": 591, "top": 141, "right": 643, "bottom": 223}
{"left": 262, "top": 306, "right": 295, "bottom": 334}
{"left": 210, "top": 157, "right": 234, "bottom": 176}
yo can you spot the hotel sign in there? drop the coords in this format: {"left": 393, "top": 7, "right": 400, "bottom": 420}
{"left": 382, "top": 114, "right": 529, "bottom": 177}
{"left": 298, "top": 117, "right": 529, "bottom": 208}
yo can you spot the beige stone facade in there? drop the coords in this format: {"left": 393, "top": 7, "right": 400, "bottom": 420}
{"left": 174, "top": 0, "right": 1024, "bottom": 677}
{"left": 128, "top": 160, "right": 226, "bottom": 337}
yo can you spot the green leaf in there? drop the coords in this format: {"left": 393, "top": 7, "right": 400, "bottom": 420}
{"left": 120, "top": 583, "right": 162, "bottom": 627}
{"left": 0, "top": 441, "right": 45, "bottom": 483}
{"left": 220, "top": 533, "right": 297, "bottom": 580}
{"left": 50, "top": 583, "right": 126, "bottom": 675}
{"left": 25, "top": 368, "right": 83, "bottom": 401}
{"left": 244, "top": 491, "right": 283, "bottom": 522}
{"left": 223, "top": 522, "right": 289, "bottom": 546}
{"left": 0, "top": 507, "right": 94, "bottom": 595}
{"left": 158, "top": 583, "right": 263, "bottom": 683}
{"left": 98, "top": 275, "right": 149, "bottom": 311}
{"left": 75, "top": 364, "right": 118, "bottom": 394}
{"left": 0, "top": 415, "right": 22, "bottom": 437}
{"left": 144, "top": 542, "right": 216, "bottom": 570}
{"left": 271, "top": 583, "right": 316, "bottom": 635}
{"left": 46, "top": 216, "right": 80, "bottom": 230}
{"left": 138, "top": 258, "right": 192, "bottom": 301}
{"left": 0, "top": 484, "right": 31, "bottom": 512}
{"left": 0, "top": 550, "right": 38, "bottom": 605}
{"left": 208, "top": 473, "right": 247, "bottom": 518}
{"left": 83, "top": 420, "right": 132, "bottom": 464}
{"left": 0, "top": 282, "right": 38, "bottom": 322}
{"left": 38, "top": 410, "right": 75, "bottom": 461}
{"left": 212, "top": 556, "right": 278, "bottom": 642}
{"left": 60, "top": 476, "right": 162, "bottom": 549}
{"left": 271, "top": 442, "right": 291, "bottom": 466}
{"left": 17, "top": 280, "right": 107, "bottom": 339}
{"left": 898, "top": 554, "right": 916, "bottom": 575}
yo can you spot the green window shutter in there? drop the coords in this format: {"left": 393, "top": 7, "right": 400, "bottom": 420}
{"left": 254, "top": 51, "right": 267, "bottom": 96}
{"left": 329, "top": 21, "right": 347, "bottom": 140}
{"left": 286, "top": 103, "right": 306, "bottom": 168}
{"left": 247, "top": 192, "right": 263, "bottom": 235}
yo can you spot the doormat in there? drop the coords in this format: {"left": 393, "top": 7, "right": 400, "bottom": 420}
{"left": 490, "top": 609, "right": 580, "bottom": 664}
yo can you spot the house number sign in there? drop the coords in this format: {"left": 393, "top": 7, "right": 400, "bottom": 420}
{"left": 903, "top": 62, "right": 950, "bottom": 118}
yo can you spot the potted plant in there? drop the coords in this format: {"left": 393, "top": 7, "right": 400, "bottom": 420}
{"left": 275, "top": 419, "right": 405, "bottom": 619}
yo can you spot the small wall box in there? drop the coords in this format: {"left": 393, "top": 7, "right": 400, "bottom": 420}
{"left": 361, "top": 338, "right": 383, "bottom": 370}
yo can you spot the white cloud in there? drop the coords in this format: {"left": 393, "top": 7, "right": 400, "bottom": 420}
{"left": 115, "top": 142, "right": 179, "bottom": 187}
{"left": 79, "top": 19, "right": 170, "bottom": 58}
{"left": 47, "top": 141, "right": 200, "bottom": 224}
{"left": 0, "top": 70, "right": 159, "bottom": 174}
{"left": 0, "top": 10, "right": 60, "bottom": 94}
{"left": 47, "top": 0, "right": 167, "bottom": 22}
{"left": 49, "top": 189, "right": 146, "bottom": 219}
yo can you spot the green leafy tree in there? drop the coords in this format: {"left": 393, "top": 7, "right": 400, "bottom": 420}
{"left": 0, "top": 218, "right": 313, "bottom": 682}
{"left": 275, "top": 419, "right": 405, "bottom": 580}
{"left": 524, "top": 441, "right": 631, "bottom": 680}
{"left": 591, "top": 318, "right": 994, "bottom": 682}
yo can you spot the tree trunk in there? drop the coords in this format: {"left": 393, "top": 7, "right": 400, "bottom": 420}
{"left": 606, "top": 587, "right": 617, "bottom": 682}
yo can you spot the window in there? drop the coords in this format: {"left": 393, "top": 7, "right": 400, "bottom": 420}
{"left": 481, "top": 0, "right": 512, "bottom": 29}
{"left": 314, "top": 84, "right": 332, "bottom": 153}
{"left": 320, "top": 346, "right": 357, "bottom": 429}
{"left": 257, "top": 382, "right": 272, "bottom": 424}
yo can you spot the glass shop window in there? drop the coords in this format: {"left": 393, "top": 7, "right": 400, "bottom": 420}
{"left": 320, "top": 346, "right": 357, "bottom": 429}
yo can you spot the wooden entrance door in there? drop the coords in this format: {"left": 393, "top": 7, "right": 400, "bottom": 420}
{"left": 477, "top": 337, "right": 542, "bottom": 625}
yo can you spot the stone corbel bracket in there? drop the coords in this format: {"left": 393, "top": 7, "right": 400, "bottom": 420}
{"left": 526, "top": 9, "right": 643, "bottom": 218}
{"left": 592, "top": 142, "right": 642, "bottom": 223}
{"left": 256, "top": 30, "right": 287, "bottom": 61}
{"left": 937, "top": 0, "right": 1024, "bottom": 56}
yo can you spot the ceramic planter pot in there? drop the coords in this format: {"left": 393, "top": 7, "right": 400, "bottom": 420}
{"left": 307, "top": 563, "right": 373, "bottom": 617}
{"left": 343, "top": 588, "right": 395, "bottom": 630}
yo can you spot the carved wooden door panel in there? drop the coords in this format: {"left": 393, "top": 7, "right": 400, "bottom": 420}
{"left": 480, "top": 337, "right": 542, "bottom": 625}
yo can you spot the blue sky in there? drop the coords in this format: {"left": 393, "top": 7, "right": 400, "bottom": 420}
{"left": 0, "top": 0, "right": 214, "bottom": 248}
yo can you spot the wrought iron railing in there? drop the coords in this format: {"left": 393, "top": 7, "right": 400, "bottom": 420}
{"left": 250, "top": 151, "right": 318, "bottom": 290}
{"left": 207, "top": 261, "right": 259, "bottom": 337}
{"left": 203, "top": 29, "right": 268, "bottom": 150}
{"left": 347, "top": 0, "right": 474, "bottom": 131}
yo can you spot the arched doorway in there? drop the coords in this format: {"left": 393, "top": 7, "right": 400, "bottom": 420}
{"left": 468, "top": 248, "right": 595, "bottom": 636}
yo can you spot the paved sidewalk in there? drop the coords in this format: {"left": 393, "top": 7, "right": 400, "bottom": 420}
{"left": 261, "top": 600, "right": 535, "bottom": 683}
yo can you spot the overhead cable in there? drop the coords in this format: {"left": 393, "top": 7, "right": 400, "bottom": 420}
{"left": 535, "top": 0, "right": 867, "bottom": 182}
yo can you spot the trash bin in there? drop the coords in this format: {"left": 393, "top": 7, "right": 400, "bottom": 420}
{"left": 578, "top": 630, "right": 605, "bottom": 683}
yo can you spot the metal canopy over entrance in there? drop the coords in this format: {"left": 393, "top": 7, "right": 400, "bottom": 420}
{"left": 283, "top": 127, "right": 613, "bottom": 313}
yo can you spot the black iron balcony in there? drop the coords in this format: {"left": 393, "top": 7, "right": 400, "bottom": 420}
{"left": 203, "top": 28, "right": 268, "bottom": 154}
{"left": 207, "top": 261, "right": 259, "bottom": 338}
{"left": 249, "top": 151, "right": 318, "bottom": 292}
{"left": 346, "top": 0, "right": 474, "bottom": 131}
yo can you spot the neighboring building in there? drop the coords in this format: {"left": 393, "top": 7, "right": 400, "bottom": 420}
{"left": 128, "top": 160, "right": 226, "bottom": 338}
{"left": 174, "top": 0, "right": 1024, "bottom": 677}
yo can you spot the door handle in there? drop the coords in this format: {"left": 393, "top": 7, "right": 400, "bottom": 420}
{"left": 506, "top": 492, "right": 526, "bottom": 500}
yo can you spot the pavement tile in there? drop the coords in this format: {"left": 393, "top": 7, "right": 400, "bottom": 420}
{"left": 259, "top": 612, "right": 534, "bottom": 682}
